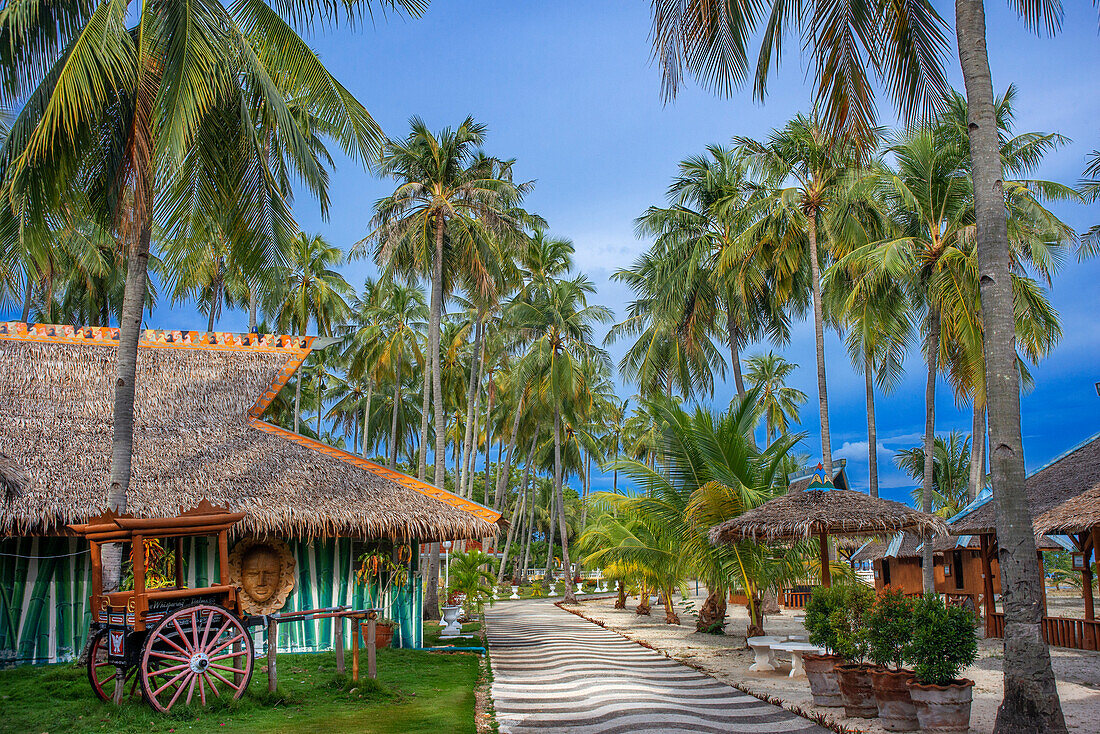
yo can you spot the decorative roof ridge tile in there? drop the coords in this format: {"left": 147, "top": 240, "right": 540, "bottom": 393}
{"left": 0, "top": 322, "right": 315, "bottom": 354}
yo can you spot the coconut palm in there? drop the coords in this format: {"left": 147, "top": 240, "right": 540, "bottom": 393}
{"left": 744, "top": 352, "right": 807, "bottom": 446}
{"left": 372, "top": 282, "right": 428, "bottom": 468}
{"left": 734, "top": 116, "right": 865, "bottom": 475}
{"left": 513, "top": 274, "right": 613, "bottom": 604}
{"left": 0, "top": 0, "right": 411, "bottom": 590}
{"left": 267, "top": 233, "right": 351, "bottom": 434}
{"left": 896, "top": 432, "right": 974, "bottom": 518}
{"left": 645, "top": 4, "right": 1077, "bottom": 723}
{"left": 363, "top": 117, "right": 528, "bottom": 498}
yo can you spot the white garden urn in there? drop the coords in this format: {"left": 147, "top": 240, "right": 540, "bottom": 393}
{"left": 440, "top": 605, "right": 463, "bottom": 637}
{"left": 510, "top": 585, "right": 520, "bottom": 600}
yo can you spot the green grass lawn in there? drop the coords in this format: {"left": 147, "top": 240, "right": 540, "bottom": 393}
{"left": 0, "top": 630, "right": 483, "bottom": 734}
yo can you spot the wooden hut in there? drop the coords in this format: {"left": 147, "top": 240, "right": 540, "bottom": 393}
{"left": 948, "top": 431, "right": 1100, "bottom": 649}
{"left": 0, "top": 322, "right": 500, "bottom": 665}
{"left": 1035, "top": 479, "right": 1100, "bottom": 647}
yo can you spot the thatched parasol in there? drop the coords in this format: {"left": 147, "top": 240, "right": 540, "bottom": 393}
{"left": 709, "top": 464, "right": 948, "bottom": 586}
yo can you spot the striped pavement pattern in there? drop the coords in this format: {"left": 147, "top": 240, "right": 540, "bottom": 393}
{"left": 485, "top": 600, "right": 829, "bottom": 734}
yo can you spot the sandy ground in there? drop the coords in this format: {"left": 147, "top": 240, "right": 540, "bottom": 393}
{"left": 562, "top": 591, "right": 1100, "bottom": 734}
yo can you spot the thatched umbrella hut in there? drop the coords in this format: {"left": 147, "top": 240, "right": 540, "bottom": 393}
{"left": 0, "top": 322, "right": 500, "bottom": 664}
{"left": 710, "top": 465, "right": 947, "bottom": 587}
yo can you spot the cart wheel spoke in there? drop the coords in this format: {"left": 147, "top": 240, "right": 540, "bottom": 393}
{"left": 141, "top": 604, "right": 254, "bottom": 713}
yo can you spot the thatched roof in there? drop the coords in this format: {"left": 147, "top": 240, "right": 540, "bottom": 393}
{"left": 851, "top": 531, "right": 1064, "bottom": 562}
{"left": 950, "top": 432, "right": 1100, "bottom": 535}
{"left": 0, "top": 322, "right": 499, "bottom": 541}
{"left": 710, "top": 486, "right": 948, "bottom": 545}
{"left": 1034, "top": 485, "right": 1100, "bottom": 535}
{"left": 0, "top": 452, "right": 26, "bottom": 499}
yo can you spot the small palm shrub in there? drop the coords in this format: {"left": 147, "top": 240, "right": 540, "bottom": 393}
{"left": 866, "top": 588, "right": 916, "bottom": 670}
{"left": 909, "top": 594, "right": 978, "bottom": 686}
{"left": 445, "top": 550, "right": 499, "bottom": 616}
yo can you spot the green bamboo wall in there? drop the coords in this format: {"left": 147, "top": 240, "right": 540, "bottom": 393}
{"left": 0, "top": 537, "right": 423, "bottom": 666}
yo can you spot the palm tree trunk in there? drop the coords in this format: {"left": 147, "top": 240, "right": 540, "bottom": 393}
{"left": 968, "top": 404, "right": 985, "bottom": 502}
{"left": 103, "top": 216, "right": 152, "bottom": 591}
{"left": 726, "top": 308, "right": 745, "bottom": 396}
{"left": 494, "top": 393, "right": 524, "bottom": 507}
{"left": 430, "top": 217, "right": 446, "bottom": 489}
{"left": 418, "top": 360, "right": 430, "bottom": 478}
{"left": 463, "top": 335, "right": 488, "bottom": 497}
{"left": 954, "top": 2, "right": 1065, "bottom": 728}
{"left": 484, "top": 379, "right": 494, "bottom": 505}
{"left": 496, "top": 488, "right": 523, "bottom": 585}
{"left": 363, "top": 380, "right": 373, "bottom": 457}
{"left": 459, "top": 317, "right": 484, "bottom": 498}
{"left": 807, "top": 221, "right": 833, "bottom": 474}
{"left": 555, "top": 405, "right": 577, "bottom": 604}
{"left": 248, "top": 288, "right": 258, "bottom": 333}
{"left": 865, "top": 352, "right": 879, "bottom": 498}
{"left": 389, "top": 351, "right": 402, "bottom": 469}
{"left": 542, "top": 489, "right": 556, "bottom": 592}
{"left": 20, "top": 271, "right": 33, "bottom": 322}
{"left": 921, "top": 305, "right": 940, "bottom": 592}
{"left": 521, "top": 437, "right": 537, "bottom": 579}
{"left": 316, "top": 367, "right": 323, "bottom": 440}
{"left": 207, "top": 268, "right": 222, "bottom": 332}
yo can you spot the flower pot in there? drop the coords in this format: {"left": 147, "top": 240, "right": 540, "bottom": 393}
{"left": 510, "top": 585, "right": 520, "bottom": 600}
{"left": 803, "top": 653, "right": 843, "bottom": 707}
{"left": 374, "top": 622, "right": 394, "bottom": 649}
{"left": 440, "top": 605, "right": 463, "bottom": 637}
{"left": 871, "top": 668, "right": 918, "bottom": 731}
{"left": 907, "top": 679, "right": 974, "bottom": 733}
{"left": 835, "top": 663, "right": 877, "bottom": 718}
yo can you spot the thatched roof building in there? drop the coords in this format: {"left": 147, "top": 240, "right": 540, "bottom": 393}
{"left": 1035, "top": 486, "right": 1100, "bottom": 535}
{"left": 949, "top": 432, "right": 1100, "bottom": 535}
{"left": 0, "top": 322, "right": 499, "bottom": 541}
{"left": 851, "top": 531, "right": 1065, "bottom": 564}
{"left": 787, "top": 461, "right": 849, "bottom": 493}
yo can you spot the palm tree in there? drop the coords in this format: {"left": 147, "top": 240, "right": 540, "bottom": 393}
{"left": 837, "top": 108, "right": 1068, "bottom": 589}
{"left": 735, "top": 116, "right": 864, "bottom": 475}
{"left": 643, "top": 4, "right": 1074, "bottom": 725}
{"left": 372, "top": 282, "right": 428, "bottom": 468}
{"left": 268, "top": 233, "right": 351, "bottom": 434}
{"left": 744, "top": 352, "right": 807, "bottom": 446}
{"left": 513, "top": 274, "right": 612, "bottom": 604}
{"left": 364, "top": 117, "right": 528, "bottom": 496}
{"left": 0, "top": 0, "right": 409, "bottom": 590}
{"left": 896, "top": 432, "right": 974, "bottom": 518}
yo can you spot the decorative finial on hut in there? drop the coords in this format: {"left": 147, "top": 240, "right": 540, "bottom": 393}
{"left": 806, "top": 462, "right": 834, "bottom": 490}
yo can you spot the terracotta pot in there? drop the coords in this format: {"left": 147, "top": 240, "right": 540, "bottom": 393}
{"left": 871, "top": 667, "right": 918, "bottom": 731}
{"left": 803, "top": 653, "right": 843, "bottom": 707}
{"left": 374, "top": 623, "right": 394, "bottom": 649}
{"left": 835, "top": 663, "right": 877, "bottom": 718}
{"left": 907, "top": 678, "right": 974, "bottom": 733}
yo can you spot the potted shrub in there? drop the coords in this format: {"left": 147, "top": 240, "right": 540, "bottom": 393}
{"left": 803, "top": 585, "right": 846, "bottom": 707}
{"left": 866, "top": 589, "right": 918, "bottom": 731}
{"left": 830, "top": 584, "right": 878, "bottom": 718}
{"left": 906, "top": 594, "right": 978, "bottom": 733}
{"left": 583, "top": 579, "right": 597, "bottom": 593}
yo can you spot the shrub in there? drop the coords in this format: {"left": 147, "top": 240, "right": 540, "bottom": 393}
{"left": 866, "top": 588, "right": 915, "bottom": 670}
{"left": 583, "top": 579, "right": 597, "bottom": 591}
{"left": 909, "top": 594, "right": 978, "bottom": 686}
{"left": 805, "top": 585, "right": 846, "bottom": 654}
{"left": 805, "top": 584, "right": 874, "bottom": 661}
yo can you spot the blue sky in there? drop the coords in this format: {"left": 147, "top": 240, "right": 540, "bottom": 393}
{"left": 14, "top": 2, "right": 1100, "bottom": 505}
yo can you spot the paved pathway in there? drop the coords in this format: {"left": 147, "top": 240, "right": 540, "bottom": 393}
{"left": 484, "top": 600, "right": 829, "bottom": 734}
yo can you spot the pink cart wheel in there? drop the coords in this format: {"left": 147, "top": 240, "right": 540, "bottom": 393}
{"left": 139, "top": 604, "right": 254, "bottom": 712}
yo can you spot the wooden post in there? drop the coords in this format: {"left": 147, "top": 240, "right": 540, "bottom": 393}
{"left": 819, "top": 532, "right": 831, "bottom": 588}
{"left": 174, "top": 537, "right": 184, "bottom": 588}
{"left": 980, "top": 534, "right": 996, "bottom": 636}
{"left": 267, "top": 617, "right": 278, "bottom": 693}
{"left": 1080, "top": 533, "right": 1094, "bottom": 622}
{"left": 367, "top": 617, "right": 377, "bottom": 680}
{"left": 218, "top": 530, "right": 230, "bottom": 586}
{"left": 351, "top": 616, "right": 360, "bottom": 682}
{"left": 335, "top": 615, "right": 345, "bottom": 674}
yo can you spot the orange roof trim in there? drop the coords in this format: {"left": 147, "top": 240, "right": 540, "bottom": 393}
{"left": 1, "top": 322, "right": 502, "bottom": 526}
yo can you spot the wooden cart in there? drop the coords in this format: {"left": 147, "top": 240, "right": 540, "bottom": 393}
{"left": 68, "top": 501, "right": 254, "bottom": 712}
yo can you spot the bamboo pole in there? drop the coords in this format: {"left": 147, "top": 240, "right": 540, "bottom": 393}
{"left": 351, "top": 616, "right": 360, "bottom": 682}
{"left": 267, "top": 617, "right": 278, "bottom": 693}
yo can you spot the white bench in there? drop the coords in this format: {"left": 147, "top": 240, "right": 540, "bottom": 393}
{"left": 771, "top": 641, "right": 826, "bottom": 678}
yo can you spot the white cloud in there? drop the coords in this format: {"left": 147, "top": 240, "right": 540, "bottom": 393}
{"left": 833, "top": 440, "right": 891, "bottom": 462}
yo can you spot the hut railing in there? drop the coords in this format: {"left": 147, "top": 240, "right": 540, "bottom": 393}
{"left": 782, "top": 588, "right": 815, "bottom": 609}
{"left": 987, "top": 612, "right": 1100, "bottom": 651}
